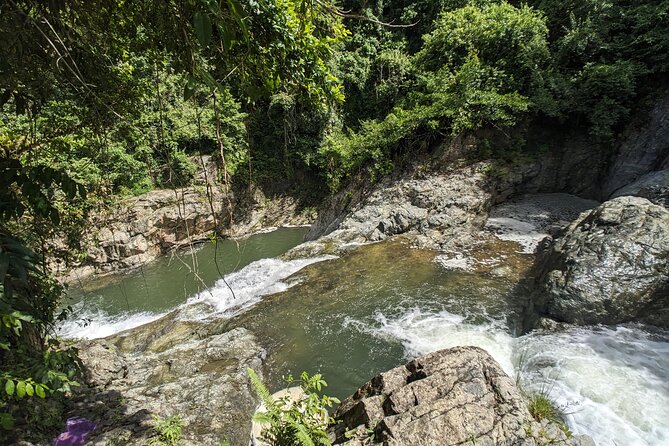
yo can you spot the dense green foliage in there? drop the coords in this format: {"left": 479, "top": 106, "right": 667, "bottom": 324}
{"left": 0, "top": 0, "right": 347, "bottom": 437}
{"left": 248, "top": 368, "right": 340, "bottom": 446}
{"left": 0, "top": 231, "right": 81, "bottom": 433}
{"left": 289, "top": 0, "right": 668, "bottom": 189}
{"left": 1, "top": 0, "right": 668, "bottom": 439}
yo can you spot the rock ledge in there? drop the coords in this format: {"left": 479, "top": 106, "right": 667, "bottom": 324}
{"left": 331, "top": 346, "right": 593, "bottom": 446}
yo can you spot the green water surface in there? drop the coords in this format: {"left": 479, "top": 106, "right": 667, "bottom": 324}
{"left": 229, "top": 239, "right": 518, "bottom": 398}
{"left": 66, "top": 227, "right": 309, "bottom": 316}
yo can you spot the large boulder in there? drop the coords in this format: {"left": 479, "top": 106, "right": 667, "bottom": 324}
{"left": 73, "top": 315, "right": 265, "bottom": 446}
{"left": 530, "top": 196, "right": 669, "bottom": 327}
{"left": 330, "top": 346, "right": 592, "bottom": 446}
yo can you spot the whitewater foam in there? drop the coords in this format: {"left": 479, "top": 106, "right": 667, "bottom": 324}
{"left": 350, "top": 308, "right": 515, "bottom": 375}
{"left": 58, "top": 309, "right": 164, "bottom": 340}
{"left": 182, "top": 255, "right": 335, "bottom": 319}
{"left": 517, "top": 326, "right": 669, "bottom": 445}
{"left": 351, "top": 308, "right": 669, "bottom": 446}
{"left": 60, "top": 255, "right": 336, "bottom": 339}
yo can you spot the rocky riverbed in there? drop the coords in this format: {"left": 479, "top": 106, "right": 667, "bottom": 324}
{"left": 43, "top": 186, "right": 666, "bottom": 446}
{"left": 35, "top": 98, "right": 669, "bottom": 446}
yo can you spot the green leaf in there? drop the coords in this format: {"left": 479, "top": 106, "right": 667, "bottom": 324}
{"left": 35, "top": 384, "right": 46, "bottom": 398}
{"left": 4, "top": 380, "right": 14, "bottom": 396}
{"left": 252, "top": 411, "right": 271, "bottom": 423}
{"left": 183, "top": 75, "right": 198, "bottom": 101}
{"left": 193, "top": 12, "right": 212, "bottom": 46}
{"left": 196, "top": 68, "right": 224, "bottom": 92}
{"left": 0, "top": 412, "right": 14, "bottom": 430}
{"left": 25, "top": 382, "right": 34, "bottom": 397}
{"left": 16, "top": 381, "right": 25, "bottom": 398}
{"left": 227, "top": 0, "right": 249, "bottom": 40}
{"left": 221, "top": 26, "right": 235, "bottom": 51}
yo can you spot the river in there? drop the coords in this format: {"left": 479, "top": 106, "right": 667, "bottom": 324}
{"left": 60, "top": 224, "right": 669, "bottom": 446}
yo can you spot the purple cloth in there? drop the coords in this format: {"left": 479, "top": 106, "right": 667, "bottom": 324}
{"left": 53, "top": 417, "right": 96, "bottom": 446}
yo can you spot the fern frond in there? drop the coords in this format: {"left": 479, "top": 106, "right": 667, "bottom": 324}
{"left": 252, "top": 411, "right": 272, "bottom": 424}
{"left": 247, "top": 367, "right": 276, "bottom": 410}
{"left": 292, "top": 420, "right": 316, "bottom": 446}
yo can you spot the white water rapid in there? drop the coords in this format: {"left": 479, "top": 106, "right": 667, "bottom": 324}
{"left": 358, "top": 308, "right": 669, "bottom": 446}
{"left": 59, "top": 255, "right": 334, "bottom": 339}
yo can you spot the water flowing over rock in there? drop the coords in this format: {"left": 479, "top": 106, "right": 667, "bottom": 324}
{"left": 530, "top": 196, "right": 669, "bottom": 328}
{"left": 72, "top": 315, "right": 265, "bottom": 446}
{"left": 330, "top": 346, "right": 593, "bottom": 446}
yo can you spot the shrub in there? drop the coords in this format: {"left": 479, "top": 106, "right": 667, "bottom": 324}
{"left": 248, "top": 369, "right": 340, "bottom": 446}
{"left": 149, "top": 415, "right": 184, "bottom": 446}
{"left": 1, "top": 231, "right": 82, "bottom": 436}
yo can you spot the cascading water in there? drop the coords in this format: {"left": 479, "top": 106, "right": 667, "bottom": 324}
{"left": 59, "top": 196, "right": 668, "bottom": 446}
{"left": 59, "top": 227, "right": 315, "bottom": 339}
{"left": 361, "top": 308, "right": 669, "bottom": 445}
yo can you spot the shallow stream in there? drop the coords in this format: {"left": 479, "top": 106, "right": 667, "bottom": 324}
{"left": 61, "top": 217, "right": 669, "bottom": 445}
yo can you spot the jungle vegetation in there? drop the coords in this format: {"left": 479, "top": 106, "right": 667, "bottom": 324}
{"left": 1, "top": 0, "right": 668, "bottom": 439}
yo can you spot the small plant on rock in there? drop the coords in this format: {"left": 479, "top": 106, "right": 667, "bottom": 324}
{"left": 526, "top": 392, "right": 573, "bottom": 438}
{"left": 248, "top": 368, "right": 340, "bottom": 446}
{"left": 149, "top": 415, "right": 183, "bottom": 446}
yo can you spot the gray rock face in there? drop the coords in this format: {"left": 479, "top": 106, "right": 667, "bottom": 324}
{"left": 331, "top": 346, "right": 591, "bottom": 446}
{"left": 52, "top": 186, "right": 225, "bottom": 281}
{"left": 305, "top": 163, "right": 493, "bottom": 253}
{"left": 74, "top": 316, "right": 265, "bottom": 446}
{"left": 531, "top": 196, "right": 669, "bottom": 327}
{"left": 611, "top": 169, "right": 669, "bottom": 208}
{"left": 603, "top": 93, "right": 669, "bottom": 199}
{"left": 55, "top": 185, "right": 312, "bottom": 282}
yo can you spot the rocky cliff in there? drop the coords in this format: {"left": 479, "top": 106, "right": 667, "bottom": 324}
{"left": 54, "top": 157, "right": 313, "bottom": 282}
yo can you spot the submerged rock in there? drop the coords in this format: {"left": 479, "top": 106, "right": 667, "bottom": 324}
{"left": 330, "top": 346, "right": 592, "bottom": 446}
{"left": 74, "top": 315, "right": 265, "bottom": 446}
{"left": 530, "top": 196, "right": 669, "bottom": 327}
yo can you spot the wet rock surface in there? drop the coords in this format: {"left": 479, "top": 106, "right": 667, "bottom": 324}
{"left": 72, "top": 315, "right": 264, "bottom": 446}
{"left": 330, "top": 346, "right": 593, "bottom": 446}
{"left": 530, "top": 196, "right": 669, "bottom": 328}
{"left": 603, "top": 93, "right": 669, "bottom": 199}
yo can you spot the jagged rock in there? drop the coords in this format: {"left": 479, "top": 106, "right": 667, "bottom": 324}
{"left": 330, "top": 346, "right": 592, "bottom": 446}
{"left": 73, "top": 315, "right": 265, "bottom": 446}
{"left": 304, "top": 163, "right": 493, "bottom": 253}
{"left": 530, "top": 196, "right": 669, "bottom": 327}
